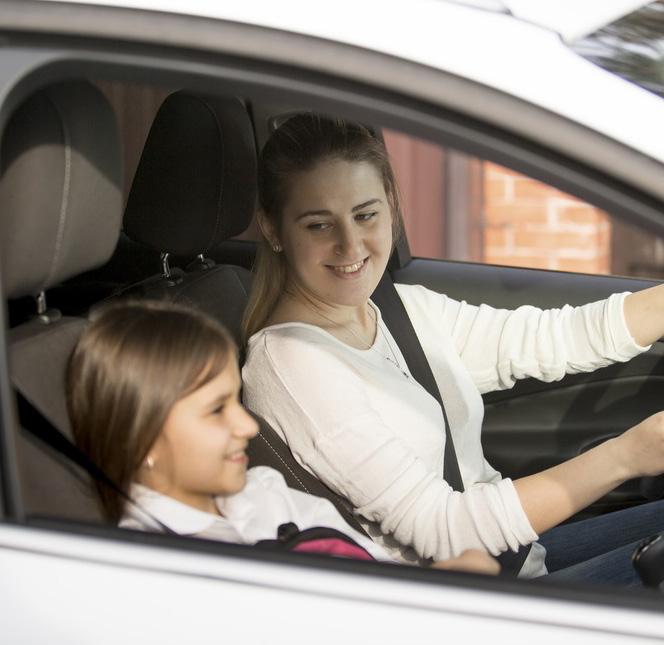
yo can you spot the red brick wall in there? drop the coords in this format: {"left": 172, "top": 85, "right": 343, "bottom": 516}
{"left": 483, "top": 163, "right": 612, "bottom": 273}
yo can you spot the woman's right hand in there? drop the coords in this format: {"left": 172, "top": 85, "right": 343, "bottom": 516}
{"left": 514, "top": 410, "right": 664, "bottom": 535}
{"left": 431, "top": 549, "right": 501, "bottom": 576}
{"left": 615, "top": 411, "right": 664, "bottom": 479}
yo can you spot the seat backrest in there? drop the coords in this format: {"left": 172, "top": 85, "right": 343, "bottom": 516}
{"left": 119, "top": 91, "right": 366, "bottom": 533}
{"left": 115, "top": 90, "right": 257, "bottom": 344}
{"left": 0, "top": 81, "right": 123, "bottom": 521}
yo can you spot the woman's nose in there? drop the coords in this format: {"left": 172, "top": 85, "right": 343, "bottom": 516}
{"left": 334, "top": 221, "right": 362, "bottom": 257}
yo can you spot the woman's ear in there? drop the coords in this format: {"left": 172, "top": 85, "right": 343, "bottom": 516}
{"left": 257, "top": 210, "right": 282, "bottom": 253}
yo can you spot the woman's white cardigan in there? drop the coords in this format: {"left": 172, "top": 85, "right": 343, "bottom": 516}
{"left": 242, "top": 284, "right": 648, "bottom": 577}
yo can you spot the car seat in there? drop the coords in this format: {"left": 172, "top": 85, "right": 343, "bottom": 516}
{"left": 109, "top": 90, "right": 256, "bottom": 344}
{"left": 0, "top": 81, "right": 123, "bottom": 521}
{"left": 117, "top": 90, "right": 365, "bottom": 533}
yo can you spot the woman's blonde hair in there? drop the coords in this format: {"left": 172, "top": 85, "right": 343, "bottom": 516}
{"left": 242, "top": 114, "right": 403, "bottom": 342}
{"left": 66, "top": 299, "right": 234, "bottom": 522}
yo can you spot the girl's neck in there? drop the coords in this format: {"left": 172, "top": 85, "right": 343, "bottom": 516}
{"left": 137, "top": 474, "right": 222, "bottom": 517}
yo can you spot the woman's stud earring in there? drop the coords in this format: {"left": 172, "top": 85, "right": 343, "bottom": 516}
{"left": 273, "top": 244, "right": 282, "bottom": 253}
{"left": 145, "top": 455, "right": 155, "bottom": 470}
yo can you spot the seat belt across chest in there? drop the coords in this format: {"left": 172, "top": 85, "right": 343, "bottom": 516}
{"left": 371, "top": 273, "right": 532, "bottom": 575}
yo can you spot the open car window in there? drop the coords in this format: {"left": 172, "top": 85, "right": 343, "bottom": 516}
{"left": 2, "top": 5, "right": 664, "bottom": 641}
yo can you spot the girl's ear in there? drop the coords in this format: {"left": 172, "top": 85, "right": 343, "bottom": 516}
{"left": 257, "top": 209, "right": 281, "bottom": 251}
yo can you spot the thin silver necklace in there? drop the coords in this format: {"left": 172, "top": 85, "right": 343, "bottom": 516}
{"left": 376, "top": 314, "right": 410, "bottom": 379}
{"left": 306, "top": 301, "right": 410, "bottom": 379}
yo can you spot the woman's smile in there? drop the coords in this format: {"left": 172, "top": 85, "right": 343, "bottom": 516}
{"left": 326, "top": 256, "right": 370, "bottom": 278}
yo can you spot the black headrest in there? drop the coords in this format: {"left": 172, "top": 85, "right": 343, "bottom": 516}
{"left": 124, "top": 92, "right": 257, "bottom": 257}
{"left": 0, "top": 82, "right": 123, "bottom": 300}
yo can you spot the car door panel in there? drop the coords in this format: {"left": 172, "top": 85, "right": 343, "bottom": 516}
{"left": 394, "top": 258, "right": 664, "bottom": 515}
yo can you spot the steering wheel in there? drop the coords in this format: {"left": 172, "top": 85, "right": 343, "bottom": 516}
{"left": 640, "top": 475, "right": 664, "bottom": 500}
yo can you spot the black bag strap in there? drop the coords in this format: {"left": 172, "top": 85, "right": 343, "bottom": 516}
{"left": 255, "top": 521, "right": 374, "bottom": 558}
{"left": 371, "top": 273, "right": 531, "bottom": 575}
{"left": 14, "top": 389, "right": 177, "bottom": 535}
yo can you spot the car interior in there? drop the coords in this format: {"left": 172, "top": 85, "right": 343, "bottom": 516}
{"left": 3, "top": 64, "right": 664, "bottom": 591}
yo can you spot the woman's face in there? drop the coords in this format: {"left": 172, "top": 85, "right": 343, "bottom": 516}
{"left": 272, "top": 158, "right": 394, "bottom": 310}
{"left": 144, "top": 360, "right": 259, "bottom": 513}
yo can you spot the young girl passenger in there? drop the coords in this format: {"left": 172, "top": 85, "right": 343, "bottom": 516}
{"left": 66, "top": 300, "right": 498, "bottom": 575}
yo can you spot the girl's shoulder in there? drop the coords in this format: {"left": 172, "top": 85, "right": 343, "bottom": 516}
{"left": 244, "top": 465, "right": 289, "bottom": 491}
{"left": 220, "top": 466, "right": 296, "bottom": 517}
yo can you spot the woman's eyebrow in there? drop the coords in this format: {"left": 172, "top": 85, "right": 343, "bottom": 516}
{"left": 296, "top": 198, "right": 383, "bottom": 220}
{"left": 296, "top": 209, "right": 332, "bottom": 220}
{"left": 352, "top": 198, "right": 382, "bottom": 212}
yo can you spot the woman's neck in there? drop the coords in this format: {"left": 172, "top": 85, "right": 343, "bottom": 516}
{"left": 269, "top": 288, "right": 377, "bottom": 350}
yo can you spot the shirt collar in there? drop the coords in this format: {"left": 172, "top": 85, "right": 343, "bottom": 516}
{"left": 126, "top": 483, "right": 222, "bottom": 535}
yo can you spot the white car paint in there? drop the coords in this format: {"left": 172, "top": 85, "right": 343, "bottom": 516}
{"left": 1, "top": 524, "right": 663, "bottom": 643}
{"left": 2, "top": 2, "right": 664, "bottom": 642}
{"left": 39, "top": 0, "right": 664, "bottom": 167}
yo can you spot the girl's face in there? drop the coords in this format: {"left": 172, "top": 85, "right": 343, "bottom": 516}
{"left": 266, "top": 158, "right": 393, "bottom": 311}
{"left": 142, "top": 360, "right": 258, "bottom": 514}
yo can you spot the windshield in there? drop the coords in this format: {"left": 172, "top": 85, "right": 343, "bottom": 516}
{"left": 572, "top": 0, "right": 664, "bottom": 99}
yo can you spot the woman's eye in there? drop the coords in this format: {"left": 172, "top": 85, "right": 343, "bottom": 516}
{"left": 356, "top": 211, "right": 377, "bottom": 222}
{"left": 211, "top": 405, "right": 225, "bottom": 415}
{"left": 307, "top": 222, "right": 330, "bottom": 231}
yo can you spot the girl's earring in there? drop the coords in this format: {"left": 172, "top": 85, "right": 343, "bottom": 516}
{"left": 145, "top": 455, "right": 155, "bottom": 470}
{"left": 272, "top": 243, "right": 282, "bottom": 253}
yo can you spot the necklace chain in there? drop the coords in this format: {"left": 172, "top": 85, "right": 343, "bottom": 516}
{"left": 306, "top": 301, "right": 409, "bottom": 379}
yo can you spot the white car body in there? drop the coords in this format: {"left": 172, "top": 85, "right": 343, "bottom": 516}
{"left": 2, "top": 1, "right": 664, "bottom": 642}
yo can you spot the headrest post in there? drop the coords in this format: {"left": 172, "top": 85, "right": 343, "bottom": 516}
{"left": 160, "top": 252, "right": 172, "bottom": 280}
{"left": 36, "top": 291, "right": 47, "bottom": 316}
{"left": 34, "top": 290, "right": 62, "bottom": 325}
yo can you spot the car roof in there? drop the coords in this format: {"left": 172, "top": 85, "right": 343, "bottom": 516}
{"left": 37, "top": 0, "right": 653, "bottom": 42}
{"left": 28, "top": 0, "right": 664, "bottom": 171}
{"left": 501, "top": 0, "right": 651, "bottom": 42}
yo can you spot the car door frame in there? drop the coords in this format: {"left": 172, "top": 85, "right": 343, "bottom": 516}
{"left": 1, "top": 4, "right": 664, "bottom": 633}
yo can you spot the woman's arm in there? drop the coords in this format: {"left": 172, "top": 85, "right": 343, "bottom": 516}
{"left": 431, "top": 549, "right": 501, "bottom": 576}
{"left": 624, "top": 284, "right": 664, "bottom": 347}
{"left": 243, "top": 331, "right": 538, "bottom": 561}
{"left": 514, "top": 411, "right": 664, "bottom": 534}
{"left": 397, "top": 284, "right": 648, "bottom": 395}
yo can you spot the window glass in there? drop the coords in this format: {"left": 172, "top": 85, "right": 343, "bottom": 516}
{"left": 384, "top": 129, "right": 664, "bottom": 279}
{"left": 572, "top": 0, "right": 664, "bottom": 100}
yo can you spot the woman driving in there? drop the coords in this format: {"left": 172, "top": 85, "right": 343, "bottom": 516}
{"left": 242, "top": 113, "right": 664, "bottom": 584}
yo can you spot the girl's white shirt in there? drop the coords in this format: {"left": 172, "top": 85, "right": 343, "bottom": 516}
{"left": 120, "top": 466, "right": 391, "bottom": 561}
{"left": 242, "top": 284, "right": 649, "bottom": 577}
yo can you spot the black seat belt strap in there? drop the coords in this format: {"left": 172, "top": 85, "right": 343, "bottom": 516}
{"left": 14, "top": 389, "right": 176, "bottom": 535}
{"left": 371, "top": 273, "right": 531, "bottom": 575}
{"left": 372, "top": 273, "right": 464, "bottom": 490}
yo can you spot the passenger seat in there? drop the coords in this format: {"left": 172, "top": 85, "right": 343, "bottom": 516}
{"left": 118, "top": 90, "right": 257, "bottom": 344}
{"left": 0, "top": 81, "right": 123, "bottom": 522}
{"left": 119, "top": 90, "right": 366, "bottom": 533}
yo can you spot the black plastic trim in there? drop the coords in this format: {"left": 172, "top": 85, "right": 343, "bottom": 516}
{"left": 0, "top": 16, "right": 662, "bottom": 616}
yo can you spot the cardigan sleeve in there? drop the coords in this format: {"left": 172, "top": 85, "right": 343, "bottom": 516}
{"left": 396, "top": 284, "right": 650, "bottom": 394}
{"left": 243, "top": 330, "right": 538, "bottom": 561}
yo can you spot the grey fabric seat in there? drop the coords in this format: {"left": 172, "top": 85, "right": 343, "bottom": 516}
{"left": 0, "top": 81, "right": 123, "bottom": 521}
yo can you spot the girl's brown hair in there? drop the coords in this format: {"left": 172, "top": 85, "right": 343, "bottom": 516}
{"left": 242, "top": 113, "right": 404, "bottom": 341}
{"left": 66, "top": 299, "right": 234, "bottom": 523}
